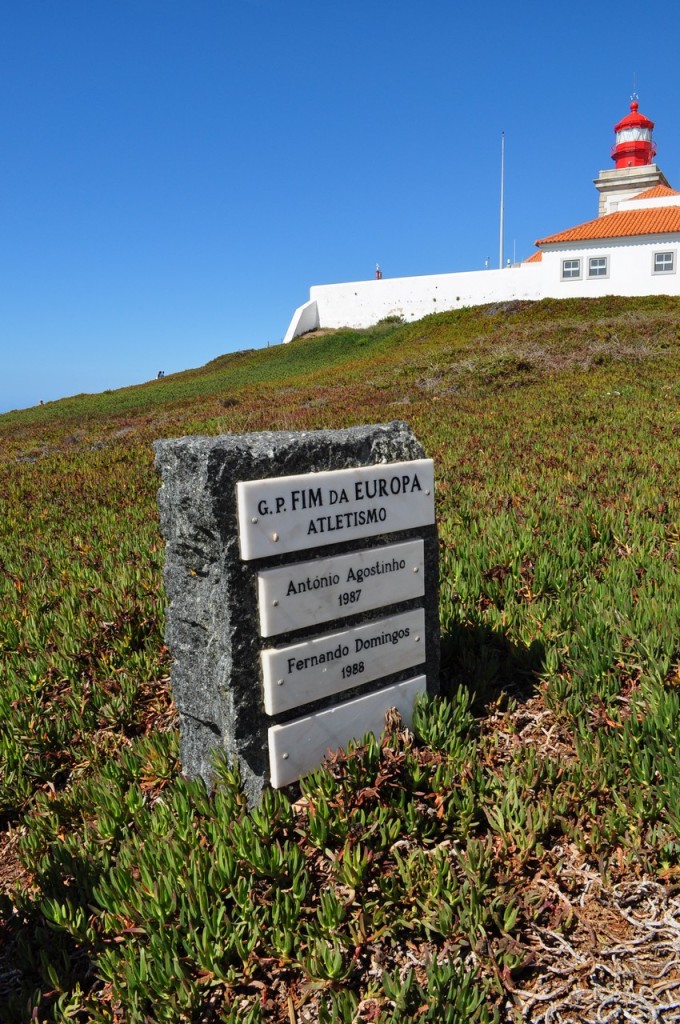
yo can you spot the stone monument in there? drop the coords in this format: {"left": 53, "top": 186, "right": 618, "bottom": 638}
{"left": 154, "top": 421, "right": 439, "bottom": 804}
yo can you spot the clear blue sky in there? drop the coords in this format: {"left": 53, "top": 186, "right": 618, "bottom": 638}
{"left": 2, "top": 0, "right": 679, "bottom": 413}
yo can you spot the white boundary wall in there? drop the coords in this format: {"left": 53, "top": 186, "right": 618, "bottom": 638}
{"left": 284, "top": 265, "right": 546, "bottom": 341}
{"left": 283, "top": 233, "right": 680, "bottom": 342}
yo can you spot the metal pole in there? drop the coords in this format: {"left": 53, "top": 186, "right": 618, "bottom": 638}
{"left": 499, "top": 131, "right": 505, "bottom": 269}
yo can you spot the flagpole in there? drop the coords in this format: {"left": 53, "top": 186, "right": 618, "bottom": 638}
{"left": 499, "top": 131, "right": 505, "bottom": 269}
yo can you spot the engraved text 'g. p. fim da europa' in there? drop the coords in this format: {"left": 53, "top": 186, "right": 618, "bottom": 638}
{"left": 237, "top": 459, "right": 435, "bottom": 559}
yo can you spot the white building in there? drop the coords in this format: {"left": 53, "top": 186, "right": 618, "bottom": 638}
{"left": 284, "top": 98, "right": 680, "bottom": 343}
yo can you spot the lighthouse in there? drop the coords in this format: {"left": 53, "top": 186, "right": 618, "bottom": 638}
{"left": 611, "top": 98, "right": 657, "bottom": 168}
{"left": 284, "top": 92, "right": 680, "bottom": 344}
{"left": 594, "top": 95, "right": 670, "bottom": 216}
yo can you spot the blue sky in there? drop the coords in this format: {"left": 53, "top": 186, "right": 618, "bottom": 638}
{"left": 2, "top": 0, "right": 679, "bottom": 413}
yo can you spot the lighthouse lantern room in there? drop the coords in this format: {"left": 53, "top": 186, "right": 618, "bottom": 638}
{"left": 611, "top": 98, "right": 656, "bottom": 168}
{"left": 594, "top": 95, "right": 669, "bottom": 216}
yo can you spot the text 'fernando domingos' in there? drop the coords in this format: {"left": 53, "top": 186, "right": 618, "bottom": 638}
{"left": 255, "top": 471, "right": 425, "bottom": 537}
{"left": 286, "top": 625, "right": 412, "bottom": 676}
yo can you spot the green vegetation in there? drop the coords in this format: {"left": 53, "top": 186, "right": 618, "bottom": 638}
{"left": 0, "top": 296, "right": 678, "bottom": 1022}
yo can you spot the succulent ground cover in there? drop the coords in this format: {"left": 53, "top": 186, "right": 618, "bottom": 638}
{"left": 0, "top": 296, "right": 678, "bottom": 1022}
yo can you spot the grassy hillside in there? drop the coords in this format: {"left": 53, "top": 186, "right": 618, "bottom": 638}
{"left": 0, "top": 297, "right": 678, "bottom": 1023}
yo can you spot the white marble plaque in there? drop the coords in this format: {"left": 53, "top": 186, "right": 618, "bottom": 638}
{"left": 268, "top": 675, "right": 425, "bottom": 788}
{"left": 237, "top": 459, "right": 435, "bottom": 560}
{"left": 261, "top": 608, "right": 425, "bottom": 715}
{"left": 257, "top": 539, "right": 424, "bottom": 638}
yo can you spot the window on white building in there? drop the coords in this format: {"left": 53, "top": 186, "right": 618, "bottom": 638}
{"left": 588, "top": 257, "right": 608, "bottom": 278}
{"left": 561, "top": 259, "right": 581, "bottom": 280}
{"left": 653, "top": 251, "right": 675, "bottom": 274}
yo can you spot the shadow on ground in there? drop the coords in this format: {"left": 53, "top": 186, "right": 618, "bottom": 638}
{"left": 439, "top": 620, "right": 546, "bottom": 710}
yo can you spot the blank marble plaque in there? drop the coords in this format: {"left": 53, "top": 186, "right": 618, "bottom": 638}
{"left": 268, "top": 675, "right": 425, "bottom": 788}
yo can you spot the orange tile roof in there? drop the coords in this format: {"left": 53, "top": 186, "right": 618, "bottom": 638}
{"left": 524, "top": 250, "right": 542, "bottom": 263}
{"left": 634, "top": 184, "right": 680, "bottom": 199}
{"left": 536, "top": 206, "right": 680, "bottom": 246}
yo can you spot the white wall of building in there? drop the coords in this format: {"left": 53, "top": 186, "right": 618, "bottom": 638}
{"left": 539, "top": 235, "right": 680, "bottom": 299}
{"left": 283, "top": 234, "right": 680, "bottom": 341}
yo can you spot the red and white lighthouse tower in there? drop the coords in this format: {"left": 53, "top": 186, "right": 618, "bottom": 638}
{"left": 611, "top": 98, "right": 656, "bottom": 168}
{"left": 594, "top": 96, "right": 669, "bottom": 216}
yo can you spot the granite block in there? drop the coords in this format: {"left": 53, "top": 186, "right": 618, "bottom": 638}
{"left": 154, "top": 421, "right": 439, "bottom": 804}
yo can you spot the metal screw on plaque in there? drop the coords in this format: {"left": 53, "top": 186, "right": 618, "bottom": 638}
{"left": 273, "top": 600, "right": 279, "bottom": 607}
{"left": 415, "top": 635, "right": 421, "bottom": 642}
{"left": 277, "top": 679, "right": 284, "bottom": 686}
{"left": 425, "top": 488, "right": 431, "bottom": 495}
{"left": 251, "top": 517, "right": 258, "bottom": 524}
{"left": 413, "top": 566, "right": 419, "bottom": 573}
{"left": 272, "top": 532, "right": 279, "bottom": 542}
{"left": 282, "top": 753, "right": 289, "bottom": 760}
